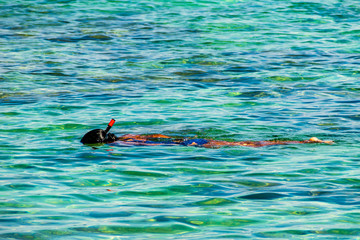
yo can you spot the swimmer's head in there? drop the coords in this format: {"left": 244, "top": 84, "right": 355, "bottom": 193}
{"left": 81, "top": 119, "right": 117, "bottom": 144}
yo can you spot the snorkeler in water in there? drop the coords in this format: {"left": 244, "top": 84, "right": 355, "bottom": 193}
{"left": 80, "top": 119, "right": 333, "bottom": 148}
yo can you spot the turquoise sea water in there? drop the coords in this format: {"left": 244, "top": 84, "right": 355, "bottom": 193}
{"left": 1, "top": 0, "right": 360, "bottom": 239}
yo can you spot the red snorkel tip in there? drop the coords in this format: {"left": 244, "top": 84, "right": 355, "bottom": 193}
{"left": 104, "top": 119, "right": 116, "bottom": 134}
{"left": 108, "top": 119, "right": 115, "bottom": 127}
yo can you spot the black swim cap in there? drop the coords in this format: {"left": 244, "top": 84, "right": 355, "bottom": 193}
{"left": 81, "top": 129, "right": 106, "bottom": 144}
{"left": 81, "top": 129, "right": 118, "bottom": 144}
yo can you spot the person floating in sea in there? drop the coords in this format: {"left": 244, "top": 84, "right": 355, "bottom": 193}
{"left": 80, "top": 119, "right": 333, "bottom": 148}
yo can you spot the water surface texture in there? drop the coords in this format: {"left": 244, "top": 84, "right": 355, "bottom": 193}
{"left": 1, "top": 0, "right": 360, "bottom": 239}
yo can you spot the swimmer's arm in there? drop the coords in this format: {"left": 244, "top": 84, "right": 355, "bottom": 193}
{"left": 143, "top": 134, "right": 172, "bottom": 139}
{"left": 119, "top": 134, "right": 172, "bottom": 140}
{"left": 117, "top": 134, "right": 146, "bottom": 141}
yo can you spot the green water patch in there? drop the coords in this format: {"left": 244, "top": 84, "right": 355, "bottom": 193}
{"left": 121, "top": 170, "right": 171, "bottom": 178}
{"left": 67, "top": 194, "right": 102, "bottom": 202}
{"left": 117, "top": 119, "right": 167, "bottom": 127}
{"left": 0, "top": 111, "right": 21, "bottom": 116}
{"left": 29, "top": 195, "right": 75, "bottom": 206}
{"left": 77, "top": 210, "right": 133, "bottom": 219}
{"left": 101, "top": 168, "right": 171, "bottom": 178}
{"left": 203, "top": 22, "right": 256, "bottom": 32}
{"left": 256, "top": 229, "right": 314, "bottom": 238}
{"left": 217, "top": 102, "right": 245, "bottom": 108}
{"left": 237, "top": 192, "right": 287, "bottom": 200}
{"left": 174, "top": 69, "right": 208, "bottom": 77}
{"left": 2, "top": 123, "right": 88, "bottom": 134}
{"left": 1, "top": 164, "right": 62, "bottom": 175}
{"left": 72, "top": 224, "right": 196, "bottom": 235}
{"left": 119, "top": 190, "right": 177, "bottom": 197}
{"left": 47, "top": 34, "right": 112, "bottom": 43}
{"left": 37, "top": 215, "right": 72, "bottom": 221}
{"left": 0, "top": 209, "right": 30, "bottom": 215}
{"left": 151, "top": 98, "right": 192, "bottom": 104}
{"left": 0, "top": 229, "right": 76, "bottom": 240}
{"left": 330, "top": 178, "right": 360, "bottom": 185}
{"left": 64, "top": 178, "right": 124, "bottom": 188}
{"left": 5, "top": 184, "right": 37, "bottom": 190}
{"left": 257, "top": 228, "right": 360, "bottom": 238}
{"left": 266, "top": 75, "right": 321, "bottom": 82}
{"left": 118, "top": 185, "right": 195, "bottom": 197}
{"left": 216, "top": 179, "right": 282, "bottom": 188}
{"left": 262, "top": 205, "right": 324, "bottom": 216}
{"left": 297, "top": 168, "right": 321, "bottom": 174}
{"left": 171, "top": 167, "right": 244, "bottom": 175}
{"left": 226, "top": 90, "right": 274, "bottom": 98}
{"left": 244, "top": 172, "right": 305, "bottom": 179}
{"left": 164, "top": 127, "right": 232, "bottom": 139}
{"left": 118, "top": 182, "right": 227, "bottom": 197}
{"left": 190, "top": 197, "right": 237, "bottom": 206}
{"left": 0, "top": 201, "right": 38, "bottom": 209}
{"left": 329, "top": 177, "right": 360, "bottom": 189}
{"left": 3, "top": 163, "right": 36, "bottom": 170}
{"left": 152, "top": 215, "right": 260, "bottom": 227}
{"left": 282, "top": 210, "right": 322, "bottom": 216}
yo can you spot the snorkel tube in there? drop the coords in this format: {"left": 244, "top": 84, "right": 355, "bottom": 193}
{"left": 80, "top": 119, "right": 117, "bottom": 144}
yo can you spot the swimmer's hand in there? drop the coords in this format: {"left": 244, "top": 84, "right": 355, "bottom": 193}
{"left": 308, "top": 137, "right": 334, "bottom": 144}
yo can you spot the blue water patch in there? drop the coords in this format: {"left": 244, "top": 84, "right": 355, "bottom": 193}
{"left": 1, "top": 0, "right": 360, "bottom": 239}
